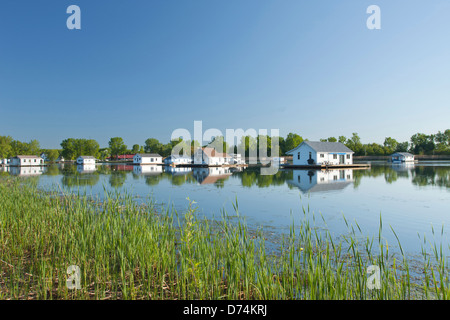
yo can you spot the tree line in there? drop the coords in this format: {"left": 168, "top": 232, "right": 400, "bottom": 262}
{"left": 1, "top": 129, "right": 449, "bottom": 161}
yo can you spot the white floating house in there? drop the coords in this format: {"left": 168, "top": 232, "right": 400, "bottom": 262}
{"left": 390, "top": 152, "right": 415, "bottom": 163}
{"left": 164, "top": 155, "right": 193, "bottom": 165}
{"left": 1, "top": 158, "right": 10, "bottom": 166}
{"left": 286, "top": 141, "right": 354, "bottom": 165}
{"left": 10, "top": 155, "right": 44, "bottom": 166}
{"left": 133, "top": 153, "right": 163, "bottom": 165}
{"left": 194, "top": 147, "right": 232, "bottom": 166}
{"left": 76, "top": 156, "right": 96, "bottom": 165}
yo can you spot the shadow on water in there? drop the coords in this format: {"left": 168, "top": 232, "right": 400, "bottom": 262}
{"left": 2, "top": 162, "right": 449, "bottom": 191}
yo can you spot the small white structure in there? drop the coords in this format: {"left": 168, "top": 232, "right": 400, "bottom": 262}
{"left": 286, "top": 141, "right": 354, "bottom": 166}
{"left": 164, "top": 155, "right": 193, "bottom": 165}
{"left": 76, "top": 156, "right": 96, "bottom": 165}
{"left": 10, "top": 155, "right": 44, "bottom": 166}
{"left": 194, "top": 147, "right": 232, "bottom": 166}
{"left": 288, "top": 169, "right": 354, "bottom": 193}
{"left": 1, "top": 159, "right": 10, "bottom": 166}
{"left": 231, "top": 153, "right": 246, "bottom": 165}
{"left": 390, "top": 152, "right": 415, "bottom": 163}
{"left": 133, "top": 153, "right": 163, "bottom": 165}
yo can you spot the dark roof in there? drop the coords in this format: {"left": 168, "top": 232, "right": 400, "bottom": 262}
{"left": 287, "top": 141, "right": 354, "bottom": 153}
{"left": 391, "top": 152, "right": 414, "bottom": 157}
{"left": 14, "top": 155, "right": 42, "bottom": 159}
{"left": 166, "top": 155, "right": 192, "bottom": 159}
{"left": 135, "top": 153, "right": 162, "bottom": 157}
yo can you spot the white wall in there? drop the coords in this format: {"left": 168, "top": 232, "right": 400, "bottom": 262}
{"left": 134, "top": 156, "right": 162, "bottom": 164}
{"left": 292, "top": 145, "right": 353, "bottom": 165}
{"left": 77, "top": 157, "right": 95, "bottom": 165}
{"left": 292, "top": 144, "right": 316, "bottom": 165}
{"left": 10, "top": 157, "right": 43, "bottom": 166}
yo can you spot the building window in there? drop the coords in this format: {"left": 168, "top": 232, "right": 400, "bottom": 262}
{"left": 333, "top": 154, "right": 337, "bottom": 159}
{"left": 346, "top": 154, "right": 350, "bottom": 159}
{"left": 297, "top": 152, "right": 300, "bottom": 160}
{"left": 151, "top": 158, "right": 154, "bottom": 162}
{"left": 297, "top": 175, "right": 300, "bottom": 183}
{"left": 320, "top": 154, "right": 324, "bottom": 158}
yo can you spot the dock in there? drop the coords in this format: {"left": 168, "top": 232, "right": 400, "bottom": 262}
{"left": 281, "top": 163, "right": 371, "bottom": 170}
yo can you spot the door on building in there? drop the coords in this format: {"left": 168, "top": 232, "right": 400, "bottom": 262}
{"left": 339, "top": 155, "right": 345, "bottom": 164}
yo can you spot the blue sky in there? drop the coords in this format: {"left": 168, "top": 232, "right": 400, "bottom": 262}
{"left": 1, "top": 0, "right": 449, "bottom": 149}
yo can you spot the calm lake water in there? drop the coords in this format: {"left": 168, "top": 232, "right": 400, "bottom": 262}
{"left": 3, "top": 161, "right": 450, "bottom": 256}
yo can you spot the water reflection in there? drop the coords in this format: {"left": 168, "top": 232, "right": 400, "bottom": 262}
{"left": 193, "top": 167, "right": 232, "bottom": 187}
{"left": 77, "top": 164, "right": 96, "bottom": 174}
{"left": 9, "top": 166, "right": 46, "bottom": 176}
{"left": 287, "top": 169, "right": 354, "bottom": 193}
{"left": 133, "top": 165, "right": 163, "bottom": 175}
{"left": 351, "top": 162, "right": 450, "bottom": 189}
{"left": 4, "top": 162, "right": 449, "bottom": 191}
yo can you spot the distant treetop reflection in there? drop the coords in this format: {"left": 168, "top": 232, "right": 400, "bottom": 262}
{"left": 47, "top": 163, "right": 450, "bottom": 190}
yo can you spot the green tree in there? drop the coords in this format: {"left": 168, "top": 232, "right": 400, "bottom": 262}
{"left": 383, "top": 137, "right": 398, "bottom": 155}
{"left": 396, "top": 141, "right": 409, "bottom": 152}
{"left": 338, "top": 136, "right": 347, "bottom": 144}
{"left": 109, "top": 137, "right": 127, "bottom": 159}
{"left": 144, "top": 138, "right": 163, "bottom": 154}
{"left": 84, "top": 139, "right": 100, "bottom": 158}
{"left": 435, "top": 130, "right": 450, "bottom": 153}
{"left": 99, "top": 148, "right": 111, "bottom": 160}
{"left": 0, "top": 136, "right": 13, "bottom": 158}
{"left": 345, "top": 133, "right": 363, "bottom": 155}
{"left": 285, "top": 133, "right": 303, "bottom": 152}
{"left": 60, "top": 138, "right": 77, "bottom": 160}
{"left": 131, "top": 144, "right": 140, "bottom": 153}
{"left": 46, "top": 149, "right": 60, "bottom": 162}
{"left": 410, "top": 133, "right": 435, "bottom": 155}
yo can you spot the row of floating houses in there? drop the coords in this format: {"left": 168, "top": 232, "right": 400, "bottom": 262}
{"left": 1, "top": 147, "right": 249, "bottom": 167}
{"left": 0, "top": 142, "right": 416, "bottom": 168}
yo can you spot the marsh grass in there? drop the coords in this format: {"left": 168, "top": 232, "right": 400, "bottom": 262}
{"left": 0, "top": 177, "right": 448, "bottom": 300}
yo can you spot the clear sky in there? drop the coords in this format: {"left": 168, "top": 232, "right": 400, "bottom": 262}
{"left": 1, "top": 0, "right": 449, "bottom": 149}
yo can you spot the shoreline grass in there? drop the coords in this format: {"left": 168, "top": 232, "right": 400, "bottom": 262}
{"left": 0, "top": 177, "right": 448, "bottom": 300}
